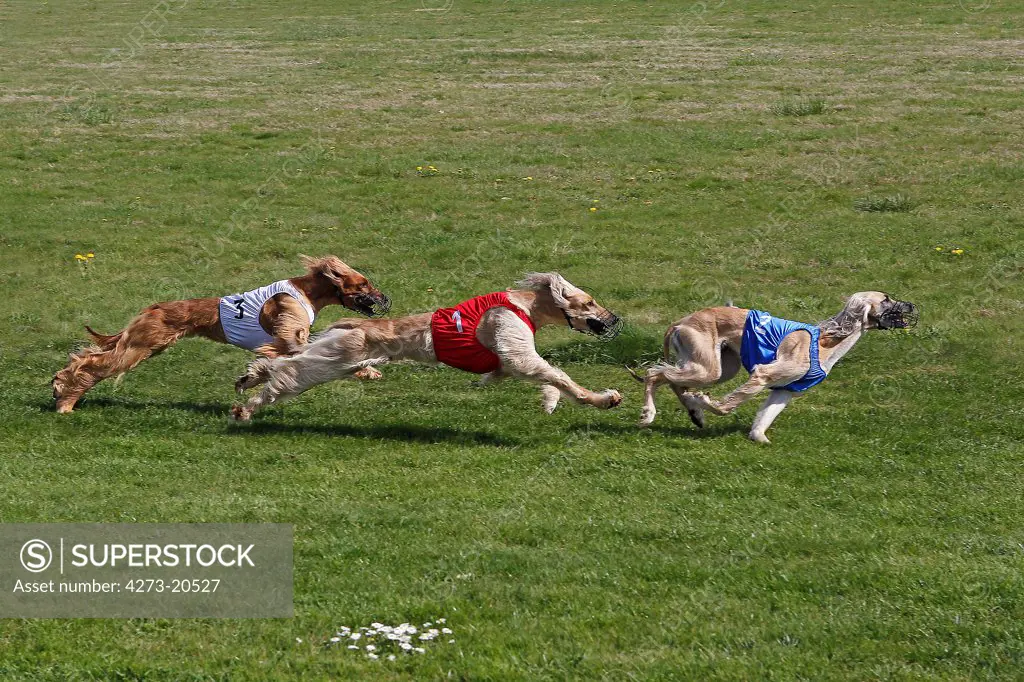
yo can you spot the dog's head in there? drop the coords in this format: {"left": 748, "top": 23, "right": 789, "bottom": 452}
{"left": 515, "top": 272, "right": 622, "bottom": 340}
{"left": 843, "top": 291, "right": 919, "bottom": 330}
{"left": 302, "top": 255, "right": 391, "bottom": 317}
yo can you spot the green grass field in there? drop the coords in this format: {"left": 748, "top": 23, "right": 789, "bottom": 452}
{"left": 2, "top": 0, "right": 1023, "bottom": 678}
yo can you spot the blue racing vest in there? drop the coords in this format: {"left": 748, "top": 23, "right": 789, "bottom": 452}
{"left": 740, "top": 310, "right": 827, "bottom": 392}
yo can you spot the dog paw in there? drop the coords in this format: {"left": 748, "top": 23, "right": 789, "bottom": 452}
{"left": 230, "top": 405, "right": 252, "bottom": 422}
{"left": 599, "top": 389, "right": 622, "bottom": 409}
{"left": 691, "top": 392, "right": 714, "bottom": 409}
{"left": 748, "top": 431, "right": 770, "bottom": 445}
{"left": 354, "top": 367, "right": 383, "bottom": 381}
{"left": 686, "top": 408, "right": 706, "bottom": 429}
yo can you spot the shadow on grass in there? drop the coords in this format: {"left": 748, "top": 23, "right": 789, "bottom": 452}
{"left": 576, "top": 419, "right": 748, "bottom": 440}
{"left": 230, "top": 420, "right": 521, "bottom": 447}
{"left": 33, "top": 396, "right": 230, "bottom": 416}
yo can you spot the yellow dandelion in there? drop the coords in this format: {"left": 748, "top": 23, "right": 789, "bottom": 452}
{"left": 589, "top": 207, "right": 597, "bottom": 212}
{"left": 952, "top": 248, "right": 964, "bottom": 255}
{"left": 592, "top": 199, "right": 599, "bottom": 203}
{"left": 934, "top": 247, "right": 943, "bottom": 251}
{"left": 524, "top": 176, "right": 533, "bottom": 181}
{"left": 74, "top": 254, "right": 85, "bottom": 261}
{"left": 416, "top": 166, "right": 423, "bottom": 171}
{"left": 87, "top": 252, "right": 95, "bottom": 258}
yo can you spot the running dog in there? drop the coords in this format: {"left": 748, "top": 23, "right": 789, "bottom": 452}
{"left": 52, "top": 256, "right": 391, "bottom": 413}
{"left": 633, "top": 292, "right": 918, "bottom": 443}
{"left": 231, "top": 272, "right": 624, "bottom": 421}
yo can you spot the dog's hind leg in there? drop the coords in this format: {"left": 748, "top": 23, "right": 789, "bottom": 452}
{"left": 670, "top": 384, "right": 705, "bottom": 428}
{"left": 640, "top": 325, "right": 739, "bottom": 428}
{"left": 53, "top": 338, "right": 175, "bottom": 413}
{"left": 53, "top": 301, "right": 212, "bottom": 413}
{"left": 477, "top": 370, "right": 505, "bottom": 387}
{"left": 639, "top": 363, "right": 717, "bottom": 427}
{"left": 666, "top": 346, "right": 740, "bottom": 428}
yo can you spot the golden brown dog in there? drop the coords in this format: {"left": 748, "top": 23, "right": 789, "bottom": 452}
{"left": 634, "top": 292, "right": 918, "bottom": 443}
{"left": 52, "top": 256, "right": 390, "bottom": 413}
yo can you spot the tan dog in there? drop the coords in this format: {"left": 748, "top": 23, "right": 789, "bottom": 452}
{"left": 231, "top": 273, "right": 624, "bottom": 421}
{"left": 634, "top": 292, "right": 918, "bottom": 443}
{"left": 52, "top": 256, "right": 390, "bottom": 413}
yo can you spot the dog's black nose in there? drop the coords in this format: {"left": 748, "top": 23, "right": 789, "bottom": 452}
{"left": 587, "top": 318, "right": 607, "bottom": 334}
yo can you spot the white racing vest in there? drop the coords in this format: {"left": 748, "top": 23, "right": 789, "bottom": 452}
{"left": 218, "top": 280, "right": 316, "bottom": 351}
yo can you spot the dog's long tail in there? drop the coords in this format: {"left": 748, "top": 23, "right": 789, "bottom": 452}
{"left": 84, "top": 326, "right": 123, "bottom": 350}
{"left": 625, "top": 365, "right": 645, "bottom": 383}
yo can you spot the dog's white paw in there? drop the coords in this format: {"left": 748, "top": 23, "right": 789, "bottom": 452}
{"left": 748, "top": 431, "right": 770, "bottom": 445}
{"left": 638, "top": 407, "right": 655, "bottom": 427}
{"left": 599, "top": 389, "right": 622, "bottom": 409}
{"left": 539, "top": 385, "right": 561, "bottom": 414}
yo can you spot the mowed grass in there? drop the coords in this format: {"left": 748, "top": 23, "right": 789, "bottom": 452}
{"left": 1, "top": 0, "right": 1023, "bottom": 678}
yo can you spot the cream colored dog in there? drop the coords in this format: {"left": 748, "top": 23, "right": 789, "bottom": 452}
{"left": 634, "top": 292, "right": 918, "bottom": 443}
{"left": 231, "top": 273, "right": 624, "bottom": 421}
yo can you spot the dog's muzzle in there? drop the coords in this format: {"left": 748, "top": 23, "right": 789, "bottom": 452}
{"left": 348, "top": 292, "right": 392, "bottom": 318}
{"left": 878, "top": 300, "right": 919, "bottom": 329}
{"left": 582, "top": 311, "right": 623, "bottom": 341}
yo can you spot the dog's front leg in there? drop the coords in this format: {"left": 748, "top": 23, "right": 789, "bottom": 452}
{"left": 502, "top": 352, "right": 621, "bottom": 410}
{"left": 748, "top": 390, "right": 793, "bottom": 444}
{"left": 539, "top": 384, "right": 561, "bottom": 414}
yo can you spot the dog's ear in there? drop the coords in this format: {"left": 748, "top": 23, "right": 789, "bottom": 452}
{"left": 547, "top": 273, "right": 572, "bottom": 308}
{"left": 302, "top": 255, "right": 348, "bottom": 288}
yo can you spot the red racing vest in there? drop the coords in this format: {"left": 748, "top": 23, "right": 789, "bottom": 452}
{"left": 430, "top": 292, "right": 536, "bottom": 374}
